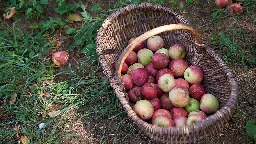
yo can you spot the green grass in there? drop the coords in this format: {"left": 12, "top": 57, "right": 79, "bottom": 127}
{"left": 1, "top": 0, "right": 255, "bottom": 143}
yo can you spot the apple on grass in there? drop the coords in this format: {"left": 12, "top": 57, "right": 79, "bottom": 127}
{"left": 128, "top": 37, "right": 145, "bottom": 52}
{"left": 200, "top": 94, "right": 219, "bottom": 114}
{"left": 169, "top": 44, "right": 186, "bottom": 59}
{"left": 147, "top": 35, "right": 165, "bottom": 52}
{"left": 132, "top": 68, "right": 149, "bottom": 87}
{"left": 128, "top": 86, "right": 142, "bottom": 103}
{"left": 185, "top": 98, "right": 200, "bottom": 113}
{"left": 137, "top": 48, "right": 154, "bottom": 66}
{"left": 184, "top": 65, "right": 204, "bottom": 84}
{"left": 175, "top": 78, "right": 189, "bottom": 89}
{"left": 160, "top": 94, "right": 174, "bottom": 111}
{"left": 169, "top": 59, "right": 188, "bottom": 77}
{"left": 127, "top": 63, "right": 144, "bottom": 75}
{"left": 141, "top": 83, "right": 158, "bottom": 100}
{"left": 187, "top": 111, "right": 207, "bottom": 125}
{"left": 133, "top": 100, "right": 154, "bottom": 121}
{"left": 158, "top": 74, "right": 176, "bottom": 93}
{"left": 169, "top": 86, "right": 190, "bottom": 108}
{"left": 125, "top": 51, "right": 138, "bottom": 66}
{"left": 151, "top": 53, "right": 170, "bottom": 69}
{"left": 155, "top": 48, "right": 169, "bottom": 56}
{"left": 170, "top": 107, "right": 187, "bottom": 119}
{"left": 189, "top": 84, "right": 207, "bottom": 101}
{"left": 121, "top": 74, "right": 134, "bottom": 90}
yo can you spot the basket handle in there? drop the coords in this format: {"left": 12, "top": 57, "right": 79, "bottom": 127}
{"left": 117, "top": 23, "right": 203, "bottom": 79}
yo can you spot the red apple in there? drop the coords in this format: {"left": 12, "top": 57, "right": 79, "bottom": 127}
{"left": 147, "top": 76, "right": 155, "bottom": 84}
{"left": 155, "top": 68, "right": 174, "bottom": 82}
{"left": 52, "top": 51, "right": 69, "bottom": 66}
{"left": 128, "top": 86, "right": 143, "bottom": 103}
{"left": 127, "top": 63, "right": 144, "bottom": 75}
{"left": 141, "top": 83, "right": 158, "bottom": 100}
{"left": 189, "top": 84, "right": 207, "bottom": 101}
{"left": 168, "top": 44, "right": 186, "bottom": 59}
{"left": 156, "top": 85, "right": 164, "bottom": 97}
{"left": 113, "top": 61, "right": 128, "bottom": 74}
{"left": 149, "top": 97, "right": 161, "bottom": 111}
{"left": 152, "top": 109, "right": 172, "bottom": 121}
{"left": 125, "top": 51, "right": 138, "bottom": 66}
{"left": 147, "top": 35, "right": 165, "bottom": 51}
{"left": 215, "top": 0, "right": 232, "bottom": 8}
{"left": 133, "top": 100, "right": 154, "bottom": 121}
{"left": 187, "top": 111, "right": 207, "bottom": 125}
{"left": 158, "top": 73, "right": 176, "bottom": 93}
{"left": 121, "top": 74, "right": 134, "bottom": 90}
{"left": 169, "top": 86, "right": 190, "bottom": 108}
{"left": 132, "top": 68, "right": 149, "bottom": 86}
{"left": 160, "top": 94, "right": 174, "bottom": 111}
{"left": 184, "top": 65, "right": 204, "bottom": 84}
{"left": 128, "top": 37, "right": 145, "bottom": 52}
{"left": 174, "top": 116, "right": 187, "bottom": 127}
{"left": 175, "top": 78, "right": 189, "bottom": 89}
{"left": 152, "top": 115, "right": 175, "bottom": 127}
{"left": 200, "top": 94, "right": 219, "bottom": 114}
{"left": 151, "top": 53, "right": 170, "bottom": 69}
{"left": 226, "top": 3, "right": 243, "bottom": 15}
{"left": 171, "top": 107, "right": 188, "bottom": 119}
{"left": 145, "top": 63, "right": 158, "bottom": 77}
{"left": 169, "top": 59, "right": 188, "bottom": 77}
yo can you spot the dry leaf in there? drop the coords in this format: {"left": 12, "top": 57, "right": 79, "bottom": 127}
{"left": 48, "top": 110, "right": 61, "bottom": 117}
{"left": 18, "top": 135, "right": 29, "bottom": 144}
{"left": 68, "top": 14, "right": 82, "bottom": 22}
{"left": 3, "top": 7, "right": 16, "bottom": 20}
{"left": 9, "top": 93, "right": 17, "bottom": 105}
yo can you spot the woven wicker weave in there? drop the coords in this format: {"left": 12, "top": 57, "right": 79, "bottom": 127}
{"left": 96, "top": 3, "right": 238, "bottom": 143}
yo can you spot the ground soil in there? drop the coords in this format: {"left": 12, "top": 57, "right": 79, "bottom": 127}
{"left": 1, "top": 0, "right": 255, "bottom": 143}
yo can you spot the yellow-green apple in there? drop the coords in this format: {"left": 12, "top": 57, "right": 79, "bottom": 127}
{"left": 160, "top": 94, "right": 174, "bottom": 111}
{"left": 147, "top": 35, "right": 165, "bottom": 51}
{"left": 141, "top": 83, "right": 158, "bottom": 100}
{"left": 128, "top": 37, "right": 145, "bottom": 52}
{"left": 132, "top": 68, "right": 149, "bottom": 86}
{"left": 158, "top": 73, "right": 176, "bottom": 93}
{"left": 168, "top": 44, "right": 186, "bottom": 59}
{"left": 187, "top": 111, "right": 207, "bottom": 125}
{"left": 175, "top": 78, "right": 189, "bottom": 89}
{"left": 121, "top": 74, "right": 134, "bottom": 90}
{"left": 155, "top": 48, "right": 169, "bottom": 56}
{"left": 169, "top": 59, "right": 188, "bottom": 77}
{"left": 185, "top": 98, "right": 200, "bottom": 113}
{"left": 200, "top": 94, "right": 219, "bottom": 114}
{"left": 137, "top": 48, "right": 154, "bottom": 66}
{"left": 152, "top": 115, "right": 175, "bottom": 127}
{"left": 184, "top": 65, "right": 204, "bottom": 84}
{"left": 145, "top": 63, "right": 158, "bottom": 77}
{"left": 127, "top": 63, "right": 144, "bottom": 75}
{"left": 113, "top": 61, "right": 128, "bottom": 74}
{"left": 169, "top": 86, "right": 190, "bottom": 107}
{"left": 151, "top": 53, "right": 170, "bottom": 69}
{"left": 133, "top": 100, "right": 154, "bottom": 121}
{"left": 174, "top": 116, "right": 187, "bottom": 127}
{"left": 170, "top": 107, "right": 188, "bottom": 118}
{"left": 189, "top": 84, "right": 206, "bottom": 100}
{"left": 128, "top": 86, "right": 142, "bottom": 103}
{"left": 156, "top": 68, "right": 174, "bottom": 82}
{"left": 149, "top": 97, "right": 161, "bottom": 111}
{"left": 152, "top": 109, "right": 172, "bottom": 121}
{"left": 125, "top": 51, "right": 138, "bottom": 66}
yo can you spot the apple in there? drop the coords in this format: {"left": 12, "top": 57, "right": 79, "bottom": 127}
{"left": 155, "top": 48, "right": 169, "bottom": 56}
{"left": 174, "top": 116, "right": 187, "bottom": 127}
{"left": 175, "top": 78, "right": 189, "bottom": 89}
{"left": 145, "top": 63, "right": 158, "bottom": 77}
{"left": 128, "top": 86, "right": 143, "bottom": 103}
{"left": 147, "top": 35, "right": 164, "bottom": 51}
{"left": 133, "top": 100, "right": 154, "bottom": 121}
{"left": 147, "top": 76, "right": 155, "bottom": 84}
{"left": 132, "top": 68, "right": 149, "bottom": 86}
{"left": 152, "top": 115, "right": 175, "bottom": 127}
{"left": 184, "top": 65, "right": 204, "bottom": 84}
{"left": 155, "top": 68, "right": 174, "bottom": 82}
{"left": 125, "top": 51, "right": 138, "bottom": 66}
{"left": 149, "top": 97, "right": 161, "bottom": 111}
{"left": 152, "top": 109, "right": 172, "bottom": 121}
{"left": 170, "top": 107, "right": 187, "bottom": 118}
{"left": 121, "top": 74, "right": 134, "bottom": 90}
{"left": 189, "top": 84, "right": 207, "bottom": 101}
{"left": 141, "top": 83, "right": 158, "bottom": 100}
{"left": 113, "top": 61, "right": 128, "bottom": 74}
{"left": 151, "top": 53, "right": 170, "bottom": 69}
{"left": 187, "top": 111, "right": 207, "bottom": 125}
{"left": 200, "top": 94, "right": 219, "bottom": 114}
{"left": 127, "top": 63, "right": 144, "bottom": 75}
{"left": 160, "top": 94, "right": 174, "bottom": 111}
{"left": 185, "top": 98, "right": 200, "bottom": 113}
{"left": 169, "top": 44, "right": 186, "bottom": 59}
{"left": 156, "top": 85, "right": 164, "bottom": 97}
{"left": 158, "top": 73, "right": 176, "bottom": 93}
{"left": 137, "top": 48, "right": 154, "bottom": 66}
{"left": 169, "top": 59, "right": 188, "bottom": 77}
{"left": 169, "top": 86, "right": 190, "bottom": 108}
{"left": 128, "top": 37, "right": 145, "bottom": 52}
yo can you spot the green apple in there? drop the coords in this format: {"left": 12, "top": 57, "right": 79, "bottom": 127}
{"left": 200, "top": 94, "right": 219, "bottom": 114}
{"left": 155, "top": 48, "right": 169, "bottom": 56}
{"left": 137, "top": 48, "right": 153, "bottom": 66}
{"left": 185, "top": 98, "right": 200, "bottom": 113}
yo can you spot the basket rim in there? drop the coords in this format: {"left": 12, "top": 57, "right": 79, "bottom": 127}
{"left": 96, "top": 3, "right": 238, "bottom": 142}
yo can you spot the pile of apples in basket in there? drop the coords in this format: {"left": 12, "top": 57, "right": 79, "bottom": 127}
{"left": 113, "top": 36, "right": 220, "bottom": 127}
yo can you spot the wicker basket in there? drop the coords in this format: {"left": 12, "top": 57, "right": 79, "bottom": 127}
{"left": 96, "top": 3, "right": 238, "bottom": 143}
